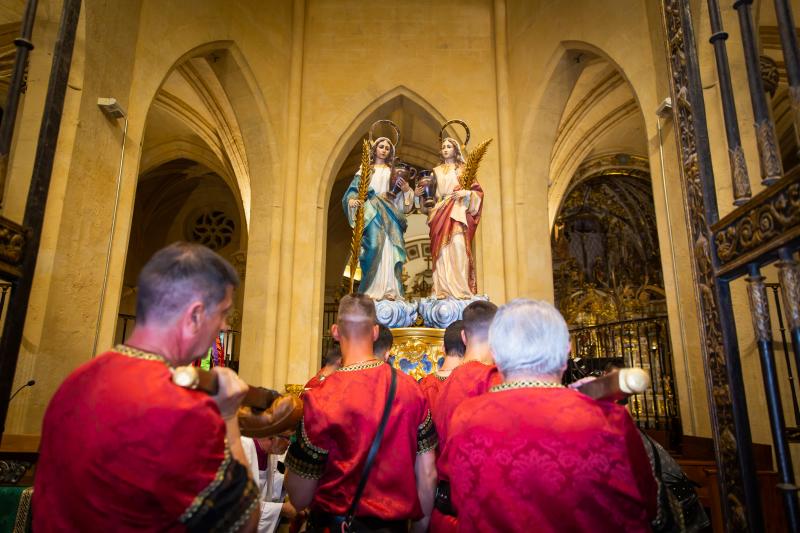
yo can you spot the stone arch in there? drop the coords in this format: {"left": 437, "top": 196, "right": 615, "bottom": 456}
{"left": 139, "top": 41, "right": 276, "bottom": 230}
{"left": 513, "top": 40, "right": 651, "bottom": 231}
{"left": 139, "top": 139, "right": 229, "bottom": 179}
{"left": 316, "top": 85, "right": 450, "bottom": 209}
{"left": 317, "top": 86, "right": 451, "bottom": 304}
{"left": 109, "top": 39, "right": 277, "bottom": 355}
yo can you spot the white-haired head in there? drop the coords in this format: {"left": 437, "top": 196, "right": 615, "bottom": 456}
{"left": 488, "top": 299, "right": 570, "bottom": 379}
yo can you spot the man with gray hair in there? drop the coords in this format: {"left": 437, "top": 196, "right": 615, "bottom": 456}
{"left": 442, "top": 299, "right": 657, "bottom": 532}
{"left": 34, "top": 242, "right": 259, "bottom": 531}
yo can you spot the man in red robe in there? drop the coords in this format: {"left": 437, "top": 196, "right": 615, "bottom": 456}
{"left": 285, "top": 295, "right": 437, "bottom": 532}
{"left": 33, "top": 242, "right": 259, "bottom": 532}
{"left": 429, "top": 301, "right": 499, "bottom": 533}
{"left": 418, "top": 320, "right": 466, "bottom": 415}
{"left": 443, "top": 299, "right": 658, "bottom": 532}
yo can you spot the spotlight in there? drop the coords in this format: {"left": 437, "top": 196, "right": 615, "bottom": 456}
{"left": 97, "top": 97, "right": 126, "bottom": 119}
{"left": 656, "top": 97, "right": 673, "bottom": 119}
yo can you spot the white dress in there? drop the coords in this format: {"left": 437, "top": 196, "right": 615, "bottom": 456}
{"left": 430, "top": 164, "right": 482, "bottom": 299}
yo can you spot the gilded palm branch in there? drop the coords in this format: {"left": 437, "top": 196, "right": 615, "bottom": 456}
{"left": 348, "top": 139, "right": 372, "bottom": 293}
{"left": 459, "top": 138, "right": 493, "bottom": 189}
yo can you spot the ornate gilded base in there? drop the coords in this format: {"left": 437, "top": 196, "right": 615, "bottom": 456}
{"left": 418, "top": 295, "right": 489, "bottom": 329}
{"left": 387, "top": 327, "right": 445, "bottom": 381}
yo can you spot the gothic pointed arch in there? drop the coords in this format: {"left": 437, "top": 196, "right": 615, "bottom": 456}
{"left": 320, "top": 86, "right": 450, "bottom": 307}
{"left": 316, "top": 85, "right": 450, "bottom": 208}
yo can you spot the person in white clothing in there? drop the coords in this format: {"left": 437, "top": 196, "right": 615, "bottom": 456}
{"left": 241, "top": 433, "right": 302, "bottom": 532}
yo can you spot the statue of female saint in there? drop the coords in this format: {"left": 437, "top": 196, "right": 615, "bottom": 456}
{"left": 343, "top": 135, "right": 415, "bottom": 300}
{"left": 426, "top": 136, "right": 483, "bottom": 299}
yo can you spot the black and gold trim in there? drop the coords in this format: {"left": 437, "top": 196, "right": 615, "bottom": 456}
{"left": 114, "top": 344, "right": 170, "bottom": 366}
{"left": 417, "top": 409, "right": 438, "bottom": 454}
{"left": 490, "top": 380, "right": 563, "bottom": 392}
{"left": 180, "top": 445, "right": 259, "bottom": 532}
{"left": 337, "top": 359, "right": 384, "bottom": 372}
{"left": 285, "top": 418, "right": 329, "bottom": 479}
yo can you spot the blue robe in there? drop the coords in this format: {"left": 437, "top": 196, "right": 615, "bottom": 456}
{"left": 343, "top": 167, "right": 409, "bottom": 298}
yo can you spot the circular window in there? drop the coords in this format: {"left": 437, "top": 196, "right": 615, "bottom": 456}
{"left": 190, "top": 210, "right": 235, "bottom": 250}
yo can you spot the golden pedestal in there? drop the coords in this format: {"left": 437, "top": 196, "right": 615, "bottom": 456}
{"left": 387, "top": 327, "right": 445, "bottom": 381}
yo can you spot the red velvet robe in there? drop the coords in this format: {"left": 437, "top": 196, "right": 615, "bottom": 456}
{"left": 432, "top": 360, "right": 501, "bottom": 476}
{"left": 286, "top": 360, "right": 437, "bottom": 521}
{"left": 304, "top": 369, "right": 328, "bottom": 391}
{"left": 427, "top": 181, "right": 483, "bottom": 294}
{"left": 33, "top": 348, "right": 257, "bottom": 532}
{"left": 430, "top": 360, "right": 500, "bottom": 532}
{"left": 443, "top": 386, "right": 658, "bottom": 533}
{"left": 418, "top": 373, "right": 448, "bottom": 416}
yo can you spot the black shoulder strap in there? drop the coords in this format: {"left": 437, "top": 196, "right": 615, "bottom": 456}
{"left": 643, "top": 432, "right": 663, "bottom": 479}
{"left": 345, "top": 364, "right": 397, "bottom": 526}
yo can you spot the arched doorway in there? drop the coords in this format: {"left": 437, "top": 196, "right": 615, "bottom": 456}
{"left": 320, "top": 91, "right": 451, "bottom": 354}
{"left": 546, "top": 50, "right": 680, "bottom": 435}
{"left": 117, "top": 48, "right": 252, "bottom": 368}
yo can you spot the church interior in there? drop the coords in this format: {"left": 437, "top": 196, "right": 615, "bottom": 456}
{"left": 0, "top": 0, "right": 799, "bottom": 530}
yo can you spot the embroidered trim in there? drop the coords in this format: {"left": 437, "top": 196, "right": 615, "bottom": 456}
{"left": 299, "top": 418, "right": 328, "bottom": 455}
{"left": 114, "top": 344, "right": 170, "bottom": 366}
{"left": 285, "top": 418, "right": 329, "bottom": 480}
{"left": 12, "top": 487, "right": 32, "bottom": 533}
{"left": 417, "top": 409, "right": 438, "bottom": 455}
{"left": 229, "top": 492, "right": 260, "bottom": 533}
{"left": 436, "top": 374, "right": 448, "bottom": 382}
{"left": 490, "top": 380, "right": 563, "bottom": 392}
{"left": 179, "top": 442, "right": 259, "bottom": 532}
{"left": 180, "top": 445, "right": 233, "bottom": 523}
{"left": 418, "top": 409, "right": 433, "bottom": 432}
{"left": 285, "top": 453, "right": 326, "bottom": 480}
{"left": 337, "top": 359, "right": 384, "bottom": 372}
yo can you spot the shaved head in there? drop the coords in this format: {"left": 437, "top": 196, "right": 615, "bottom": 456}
{"left": 337, "top": 294, "right": 377, "bottom": 339}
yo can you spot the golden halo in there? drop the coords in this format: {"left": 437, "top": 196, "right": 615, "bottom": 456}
{"left": 368, "top": 119, "right": 401, "bottom": 148}
{"left": 439, "top": 119, "right": 471, "bottom": 148}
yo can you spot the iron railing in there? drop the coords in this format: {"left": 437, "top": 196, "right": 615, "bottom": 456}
{"left": 767, "top": 282, "right": 800, "bottom": 437}
{"left": 114, "top": 313, "right": 240, "bottom": 369}
{"left": 320, "top": 303, "right": 338, "bottom": 363}
{"left": 567, "top": 315, "right": 680, "bottom": 434}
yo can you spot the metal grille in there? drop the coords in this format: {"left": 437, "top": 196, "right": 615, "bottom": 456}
{"left": 569, "top": 316, "right": 679, "bottom": 433}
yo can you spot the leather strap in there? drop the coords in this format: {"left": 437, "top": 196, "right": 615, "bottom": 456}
{"left": 344, "top": 364, "right": 397, "bottom": 530}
